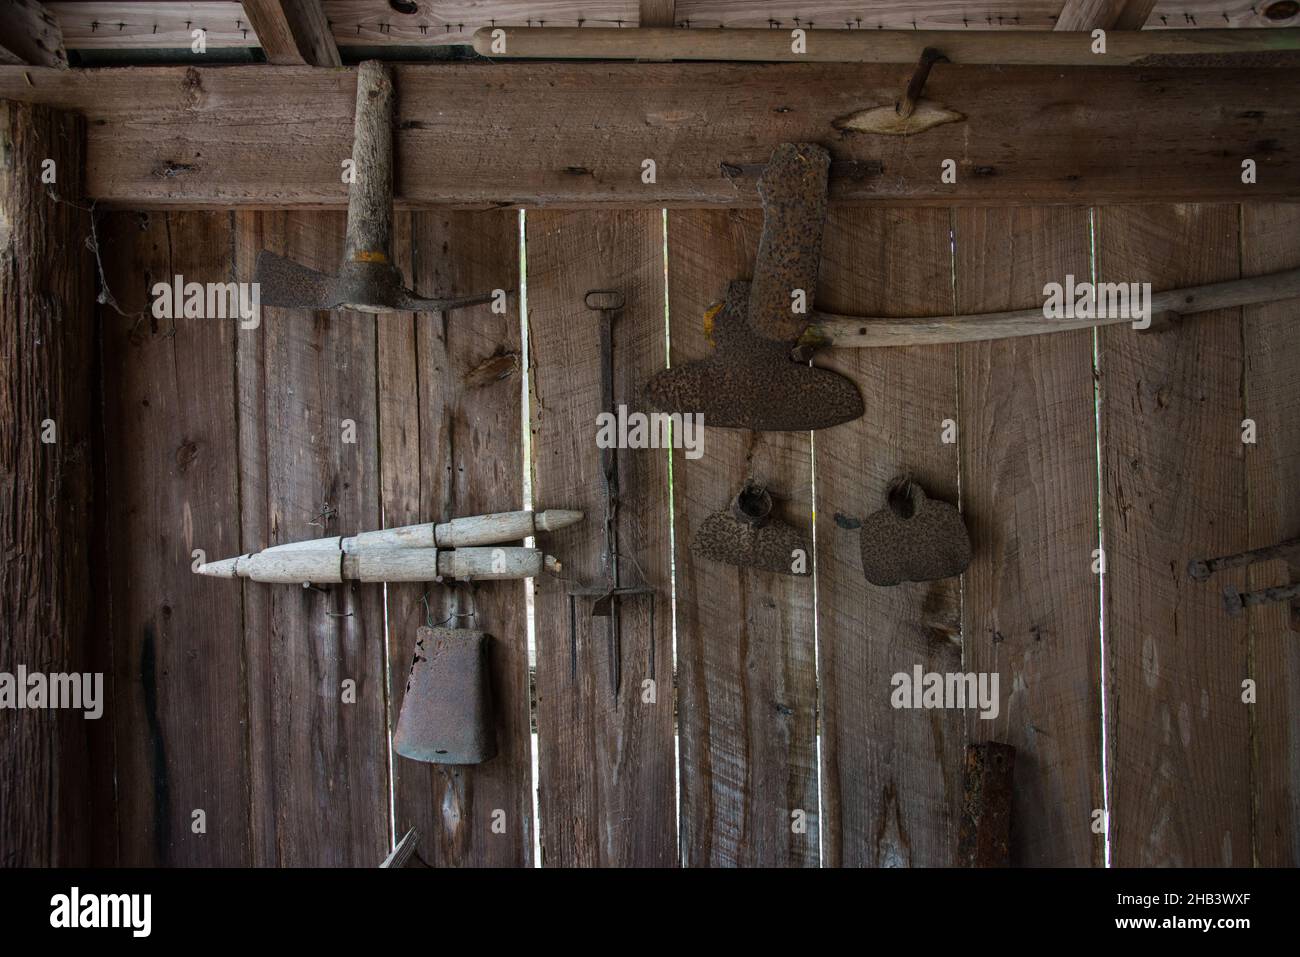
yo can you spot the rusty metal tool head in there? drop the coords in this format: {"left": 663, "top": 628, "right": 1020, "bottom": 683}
{"left": 394, "top": 626, "right": 496, "bottom": 765}
{"left": 858, "top": 474, "right": 971, "bottom": 585}
{"left": 690, "top": 480, "right": 810, "bottom": 575}
{"left": 644, "top": 142, "right": 863, "bottom": 431}
{"left": 254, "top": 61, "right": 497, "bottom": 315}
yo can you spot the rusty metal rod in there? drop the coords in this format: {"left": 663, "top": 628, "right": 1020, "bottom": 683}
{"left": 1188, "top": 537, "right": 1300, "bottom": 582}
{"left": 1223, "top": 581, "right": 1300, "bottom": 618}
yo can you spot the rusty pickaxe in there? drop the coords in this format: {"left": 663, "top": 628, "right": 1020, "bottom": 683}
{"left": 254, "top": 61, "right": 497, "bottom": 314}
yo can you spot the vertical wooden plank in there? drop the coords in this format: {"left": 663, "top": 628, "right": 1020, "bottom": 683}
{"left": 1242, "top": 203, "right": 1300, "bottom": 866}
{"left": 1098, "top": 204, "right": 1251, "bottom": 866}
{"left": 381, "top": 209, "right": 532, "bottom": 867}
{"left": 815, "top": 208, "right": 962, "bottom": 867}
{"left": 235, "top": 210, "right": 390, "bottom": 866}
{"left": 99, "top": 210, "right": 251, "bottom": 865}
{"left": 0, "top": 100, "right": 96, "bottom": 865}
{"left": 669, "top": 209, "right": 818, "bottom": 867}
{"left": 954, "top": 206, "right": 1103, "bottom": 866}
{"left": 527, "top": 209, "right": 676, "bottom": 867}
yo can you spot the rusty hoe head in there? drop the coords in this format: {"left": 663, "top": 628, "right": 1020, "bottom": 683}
{"left": 691, "top": 480, "right": 811, "bottom": 575}
{"left": 254, "top": 61, "right": 498, "bottom": 315}
{"left": 644, "top": 142, "right": 863, "bottom": 431}
{"left": 859, "top": 474, "right": 972, "bottom": 586}
{"left": 393, "top": 626, "right": 497, "bottom": 765}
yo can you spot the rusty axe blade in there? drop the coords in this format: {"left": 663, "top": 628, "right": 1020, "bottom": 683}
{"left": 393, "top": 627, "right": 496, "bottom": 765}
{"left": 644, "top": 142, "right": 862, "bottom": 431}
{"left": 253, "top": 61, "right": 497, "bottom": 315}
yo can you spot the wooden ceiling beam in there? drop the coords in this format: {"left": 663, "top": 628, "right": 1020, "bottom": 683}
{"left": 1055, "top": 1, "right": 1159, "bottom": 30}
{"left": 0, "top": 62, "right": 1293, "bottom": 208}
{"left": 0, "top": 0, "right": 69, "bottom": 68}
{"left": 639, "top": 1, "right": 676, "bottom": 28}
{"left": 242, "top": 0, "right": 341, "bottom": 65}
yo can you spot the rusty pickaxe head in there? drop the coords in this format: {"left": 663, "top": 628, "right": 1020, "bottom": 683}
{"left": 644, "top": 142, "right": 863, "bottom": 431}
{"left": 255, "top": 61, "right": 498, "bottom": 315}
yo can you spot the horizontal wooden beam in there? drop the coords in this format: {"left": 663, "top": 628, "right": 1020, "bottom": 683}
{"left": 45, "top": 2, "right": 1300, "bottom": 54}
{"left": 472, "top": 27, "right": 1300, "bottom": 64}
{"left": 0, "top": 62, "right": 1294, "bottom": 208}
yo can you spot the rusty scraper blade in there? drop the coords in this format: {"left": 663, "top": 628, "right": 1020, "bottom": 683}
{"left": 859, "top": 475, "right": 972, "bottom": 586}
{"left": 691, "top": 481, "right": 810, "bottom": 575}
{"left": 644, "top": 143, "right": 863, "bottom": 431}
{"left": 393, "top": 626, "right": 496, "bottom": 765}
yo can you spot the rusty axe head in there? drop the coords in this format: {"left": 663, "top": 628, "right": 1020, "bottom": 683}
{"left": 393, "top": 627, "right": 496, "bottom": 765}
{"left": 644, "top": 142, "right": 862, "bottom": 431}
{"left": 255, "top": 61, "right": 498, "bottom": 315}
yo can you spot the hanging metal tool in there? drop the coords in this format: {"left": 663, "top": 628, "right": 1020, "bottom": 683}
{"left": 643, "top": 143, "right": 863, "bottom": 431}
{"left": 691, "top": 480, "right": 810, "bottom": 576}
{"left": 569, "top": 290, "right": 655, "bottom": 701}
{"left": 253, "top": 61, "right": 497, "bottom": 314}
{"left": 1188, "top": 536, "right": 1300, "bottom": 625}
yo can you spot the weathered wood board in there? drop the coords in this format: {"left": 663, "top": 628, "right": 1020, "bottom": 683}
{"left": 668, "top": 209, "right": 819, "bottom": 867}
{"left": 234, "top": 210, "right": 390, "bottom": 866}
{"left": 0, "top": 63, "right": 1295, "bottom": 208}
{"left": 814, "top": 208, "right": 963, "bottom": 867}
{"left": 526, "top": 209, "right": 676, "bottom": 866}
{"left": 955, "top": 206, "right": 1103, "bottom": 866}
{"left": 99, "top": 210, "right": 251, "bottom": 865}
{"left": 0, "top": 100, "right": 98, "bottom": 866}
{"left": 381, "top": 209, "right": 533, "bottom": 867}
{"left": 1241, "top": 203, "right": 1300, "bottom": 867}
{"left": 1097, "top": 204, "right": 1252, "bottom": 866}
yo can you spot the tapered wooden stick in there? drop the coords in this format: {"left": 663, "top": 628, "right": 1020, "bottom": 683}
{"left": 262, "top": 509, "right": 583, "bottom": 553}
{"left": 796, "top": 267, "right": 1300, "bottom": 350}
{"left": 196, "top": 547, "right": 558, "bottom": 583}
{"left": 473, "top": 27, "right": 1300, "bottom": 66}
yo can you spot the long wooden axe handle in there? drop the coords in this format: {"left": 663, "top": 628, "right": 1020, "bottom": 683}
{"left": 798, "top": 267, "right": 1300, "bottom": 350}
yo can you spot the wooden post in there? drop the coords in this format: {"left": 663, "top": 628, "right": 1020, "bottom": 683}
{"left": 344, "top": 61, "right": 394, "bottom": 266}
{"left": 0, "top": 98, "right": 95, "bottom": 865}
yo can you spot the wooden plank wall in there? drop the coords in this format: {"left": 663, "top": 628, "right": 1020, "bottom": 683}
{"left": 669, "top": 210, "right": 819, "bottom": 867}
{"left": 527, "top": 210, "right": 676, "bottom": 866}
{"left": 815, "top": 208, "right": 962, "bottom": 867}
{"left": 71, "top": 201, "right": 1300, "bottom": 866}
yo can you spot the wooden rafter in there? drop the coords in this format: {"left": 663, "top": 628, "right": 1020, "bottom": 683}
{"left": 639, "top": 0, "right": 675, "bottom": 28}
{"left": 242, "top": 0, "right": 340, "bottom": 65}
{"left": 1055, "top": 0, "right": 1159, "bottom": 30}
{"left": 0, "top": 0, "right": 68, "bottom": 68}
